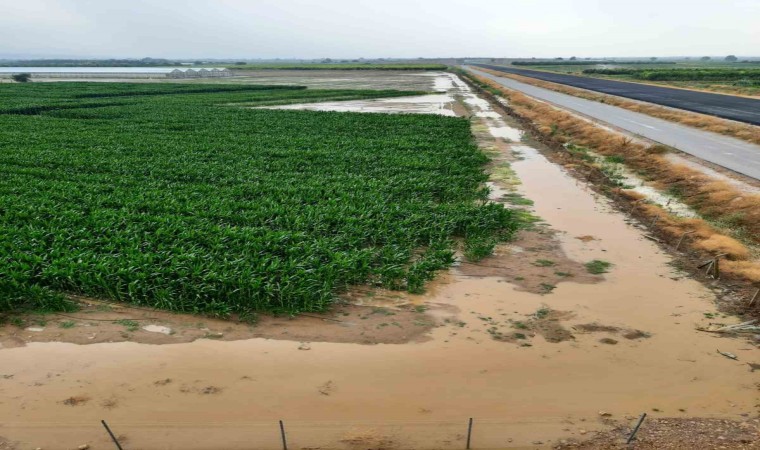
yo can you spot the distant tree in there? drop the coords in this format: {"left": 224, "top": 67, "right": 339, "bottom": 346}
{"left": 700, "top": 56, "right": 711, "bottom": 61}
{"left": 555, "top": 57, "right": 564, "bottom": 60}
{"left": 724, "top": 55, "right": 738, "bottom": 62}
{"left": 570, "top": 56, "right": 577, "bottom": 60}
{"left": 234, "top": 61, "right": 246, "bottom": 65}
{"left": 11, "top": 73, "right": 31, "bottom": 82}
{"left": 321, "top": 58, "right": 333, "bottom": 63}
{"left": 193, "top": 60, "right": 204, "bottom": 65}
{"left": 650, "top": 57, "right": 658, "bottom": 61}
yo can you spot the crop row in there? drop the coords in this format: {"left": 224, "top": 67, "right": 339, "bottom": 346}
{"left": 0, "top": 83, "right": 517, "bottom": 315}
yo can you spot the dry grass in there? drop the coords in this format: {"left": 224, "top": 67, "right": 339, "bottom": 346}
{"left": 469, "top": 73, "right": 760, "bottom": 283}
{"left": 478, "top": 68, "right": 760, "bottom": 147}
{"left": 693, "top": 235, "right": 750, "bottom": 260}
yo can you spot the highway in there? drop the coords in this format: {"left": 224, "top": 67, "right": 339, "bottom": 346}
{"left": 471, "top": 64, "right": 760, "bottom": 126}
{"left": 465, "top": 66, "right": 760, "bottom": 180}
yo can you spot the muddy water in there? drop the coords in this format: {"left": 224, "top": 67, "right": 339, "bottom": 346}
{"left": 1, "top": 73, "right": 757, "bottom": 450}
{"left": 266, "top": 94, "right": 457, "bottom": 116}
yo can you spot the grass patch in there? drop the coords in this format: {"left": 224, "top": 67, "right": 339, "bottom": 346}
{"left": 540, "top": 283, "right": 556, "bottom": 292}
{"left": 533, "top": 259, "right": 555, "bottom": 267}
{"left": 503, "top": 193, "right": 534, "bottom": 206}
{"left": 535, "top": 307, "right": 551, "bottom": 319}
{"left": 114, "top": 319, "right": 139, "bottom": 332}
{"left": 59, "top": 320, "right": 76, "bottom": 329}
{"left": 585, "top": 260, "right": 613, "bottom": 274}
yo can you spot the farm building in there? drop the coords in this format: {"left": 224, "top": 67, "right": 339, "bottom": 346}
{"left": 0, "top": 67, "right": 232, "bottom": 79}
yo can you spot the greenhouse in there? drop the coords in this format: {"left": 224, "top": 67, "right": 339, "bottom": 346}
{"left": 0, "top": 67, "right": 233, "bottom": 79}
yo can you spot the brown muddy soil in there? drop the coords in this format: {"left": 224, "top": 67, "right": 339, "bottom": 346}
{"left": 459, "top": 228, "right": 601, "bottom": 295}
{"left": 555, "top": 417, "right": 760, "bottom": 449}
{"left": 0, "top": 299, "right": 436, "bottom": 348}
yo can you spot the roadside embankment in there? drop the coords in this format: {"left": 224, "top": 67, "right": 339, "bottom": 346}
{"left": 475, "top": 67, "right": 760, "bottom": 148}
{"left": 457, "top": 68, "right": 760, "bottom": 310}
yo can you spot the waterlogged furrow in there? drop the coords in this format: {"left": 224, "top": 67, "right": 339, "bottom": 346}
{"left": 0, "top": 83, "right": 518, "bottom": 315}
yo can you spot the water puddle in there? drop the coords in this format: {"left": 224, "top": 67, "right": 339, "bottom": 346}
{"left": 265, "top": 94, "right": 456, "bottom": 116}
{"left": 486, "top": 124, "right": 523, "bottom": 142}
{"left": 560, "top": 145, "right": 699, "bottom": 218}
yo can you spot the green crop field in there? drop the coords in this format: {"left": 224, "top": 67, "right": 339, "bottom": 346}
{"left": 0, "top": 83, "right": 517, "bottom": 316}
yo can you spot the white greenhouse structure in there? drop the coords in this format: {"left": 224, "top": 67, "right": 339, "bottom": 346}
{"left": 0, "top": 67, "right": 233, "bottom": 79}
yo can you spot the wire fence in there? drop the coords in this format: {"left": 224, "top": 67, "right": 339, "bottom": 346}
{"left": 4, "top": 415, "right": 649, "bottom": 449}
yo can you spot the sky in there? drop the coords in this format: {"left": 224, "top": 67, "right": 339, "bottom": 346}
{"left": 1, "top": 0, "right": 758, "bottom": 59}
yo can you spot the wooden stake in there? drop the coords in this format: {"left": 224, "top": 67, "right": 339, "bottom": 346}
{"left": 466, "top": 418, "right": 473, "bottom": 449}
{"left": 749, "top": 289, "right": 759, "bottom": 308}
{"left": 279, "top": 420, "right": 288, "bottom": 450}
{"left": 704, "top": 260, "right": 715, "bottom": 277}
{"left": 710, "top": 254, "right": 728, "bottom": 279}
{"left": 675, "top": 230, "right": 695, "bottom": 251}
{"left": 626, "top": 413, "right": 647, "bottom": 444}
{"left": 101, "top": 420, "right": 124, "bottom": 450}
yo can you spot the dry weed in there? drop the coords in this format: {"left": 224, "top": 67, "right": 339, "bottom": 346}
{"left": 471, "top": 73, "right": 760, "bottom": 283}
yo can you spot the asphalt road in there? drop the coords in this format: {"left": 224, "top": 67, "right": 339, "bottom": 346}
{"left": 466, "top": 66, "right": 760, "bottom": 181}
{"left": 471, "top": 64, "right": 760, "bottom": 126}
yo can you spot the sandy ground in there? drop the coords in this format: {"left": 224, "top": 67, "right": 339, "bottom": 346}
{"left": 1, "top": 71, "right": 758, "bottom": 450}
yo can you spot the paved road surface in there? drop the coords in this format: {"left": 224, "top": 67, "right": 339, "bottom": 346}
{"left": 466, "top": 66, "right": 760, "bottom": 180}
{"left": 472, "top": 64, "right": 760, "bottom": 126}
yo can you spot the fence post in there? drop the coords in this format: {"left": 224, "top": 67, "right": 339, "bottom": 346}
{"left": 675, "top": 230, "right": 695, "bottom": 251}
{"left": 626, "top": 413, "right": 647, "bottom": 444}
{"left": 466, "top": 417, "right": 473, "bottom": 449}
{"left": 101, "top": 420, "right": 124, "bottom": 450}
{"left": 749, "top": 288, "right": 759, "bottom": 308}
{"left": 279, "top": 420, "right": 288, "bottom": 450}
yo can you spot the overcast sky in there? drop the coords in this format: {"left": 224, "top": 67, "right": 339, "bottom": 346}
{"left": 2, "top": 0, "right": 758, "bottom": 59}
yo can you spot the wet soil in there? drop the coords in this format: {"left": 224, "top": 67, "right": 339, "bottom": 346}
{"left": 555, "top": 417, "right": 760, "bottom": 449}
{"left": 1, "top": 71, "right": 758, "bottom": 450}
{"left": 0, "top": 299, "right": 435, "bottom": 348}
{"left": 458, "top": 228, "right": 601, "bottom": 295}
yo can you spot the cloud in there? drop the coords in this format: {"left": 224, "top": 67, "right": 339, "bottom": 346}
{"left": 0, "top": 0, "right": 757, "bottom": 59}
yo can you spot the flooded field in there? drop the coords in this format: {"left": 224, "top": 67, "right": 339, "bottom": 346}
{"left": 1, "top": 71, "right": 757, "bottom": 450}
